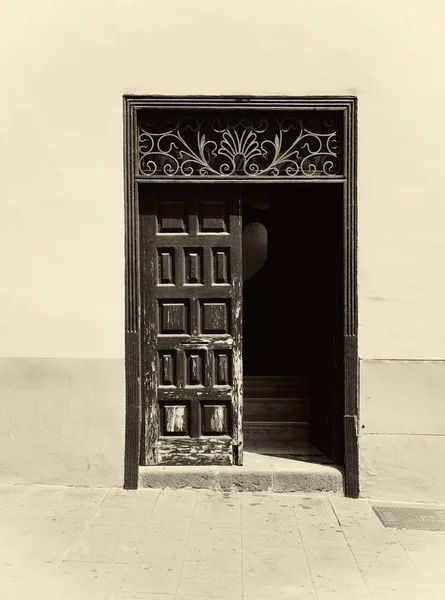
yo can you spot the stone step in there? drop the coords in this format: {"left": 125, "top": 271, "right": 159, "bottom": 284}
{"left": 243, "top": 375, "right": 309, "bottom": 398}
{"left": 244, "top": 439, "right": 335, "bottom": 463}
{"left": 139, "top": 452, "right": 343, "bottom": 494}
{"left": 244, "top": 421, "right": 310, "bottom": 441}
{"left": 243, "top": 396, "right": 309, "bottom": 421}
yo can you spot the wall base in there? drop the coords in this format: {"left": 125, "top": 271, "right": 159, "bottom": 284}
{"left": 359, "top": 359, "right": 445, "bottom": 502}
{"left": 0, "top": 358, "right": 125, "bottom": 487}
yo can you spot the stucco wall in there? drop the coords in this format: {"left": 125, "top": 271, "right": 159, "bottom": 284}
{"left": 0, "top": 0, "right": 444, "bottom": 496}
{"left": 0, "top": 359, "right": 124, "bottom": 487}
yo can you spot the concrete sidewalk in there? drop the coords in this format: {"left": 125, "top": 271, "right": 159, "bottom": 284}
{"left": 0, "top": 485, "right": 444, "bottom": 599}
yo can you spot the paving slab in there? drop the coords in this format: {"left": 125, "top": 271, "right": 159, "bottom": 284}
{"left": 0, "top": 484, "right": 443, "bottom": 600}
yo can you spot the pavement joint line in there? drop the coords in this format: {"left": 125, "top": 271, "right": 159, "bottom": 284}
{"left": 332, "top": 499, "right": 375, "bottom": 598}
{"left": 293, "top": 500, "right": 320, "bottom": 599}
{"left": 172, "top": 490, "right": 197, "bottom": 599}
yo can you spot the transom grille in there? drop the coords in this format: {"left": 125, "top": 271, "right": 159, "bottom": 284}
{"left": 137, "top": 110, "right": 344, "bottom": 179}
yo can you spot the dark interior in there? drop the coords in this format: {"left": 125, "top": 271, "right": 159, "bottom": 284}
{"left": 242, "top": 183, "right": 344, "bottom": 461}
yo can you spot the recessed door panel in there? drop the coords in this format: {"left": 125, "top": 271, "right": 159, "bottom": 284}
{"left": 140, "top": 186, "right": 243, "bottom": 466}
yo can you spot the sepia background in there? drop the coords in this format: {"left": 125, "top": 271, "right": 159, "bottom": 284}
{"left": 0, "top": 0, "right": 444, "bottom": 501}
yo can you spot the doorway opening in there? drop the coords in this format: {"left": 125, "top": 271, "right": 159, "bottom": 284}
{"left": 242, "top": 184, "right": 344, "bottom": 466}
{"left": 123, "top": 95, "right": 358, "bottom": 496}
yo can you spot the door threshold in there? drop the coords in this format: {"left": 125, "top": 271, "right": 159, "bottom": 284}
{"left": 246, "top": 440, "right": 336, "bottom": 464}
{"left": 139, "top": 452, "right": 344, "bottom": 494}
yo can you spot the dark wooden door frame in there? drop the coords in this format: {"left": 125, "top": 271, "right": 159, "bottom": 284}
{"left": 123, "top": 95, "right": 358, "bottom": 497}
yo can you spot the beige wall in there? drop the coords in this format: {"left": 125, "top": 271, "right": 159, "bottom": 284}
{"left": 0, "top": 0, "right": 444, "bottom": 495}
{"left": 0, "top": 358, "right": 124, "bottom": 487}
{"left": 359, "top": 361, "right": 445, "bottom": 502}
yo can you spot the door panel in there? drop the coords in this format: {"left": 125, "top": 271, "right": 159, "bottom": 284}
{"left": 140, "top": 185, "right": 243, "bottom": 466}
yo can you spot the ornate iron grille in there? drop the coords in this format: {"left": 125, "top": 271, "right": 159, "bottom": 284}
{"left": 137, "top": 110, "right": 344, "bottom": 179}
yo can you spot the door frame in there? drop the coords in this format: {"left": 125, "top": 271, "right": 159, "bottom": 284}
{"left": 123, "top": 95, "right": 359, "bottom": 497}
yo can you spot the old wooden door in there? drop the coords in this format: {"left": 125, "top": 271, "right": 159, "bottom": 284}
{"left": 139, "top": 185, "right": 243, "bottom": 466}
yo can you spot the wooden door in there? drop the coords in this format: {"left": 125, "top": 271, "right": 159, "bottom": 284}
{"left": 140, "top": 185, "right": 243, "bottom": 466}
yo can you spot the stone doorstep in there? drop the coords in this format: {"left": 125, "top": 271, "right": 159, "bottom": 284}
{"left": 139, "top": 452, "right": 344, "bottom": 494}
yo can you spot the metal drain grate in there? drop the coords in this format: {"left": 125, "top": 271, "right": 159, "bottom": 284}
{"left": 372, "top": 505, "right": 445, "bottom": 531}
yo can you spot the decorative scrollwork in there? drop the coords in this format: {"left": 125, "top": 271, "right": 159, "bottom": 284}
{"left": 137, "top": 111, "right": 343, "bottom": 178}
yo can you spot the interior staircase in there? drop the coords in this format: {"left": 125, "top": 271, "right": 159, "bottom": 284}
{"left": 243, "top": 375, "right": 330, "bottom": 463}
{"left": 243, "top": 374, "right": 309, "bottom": 439}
